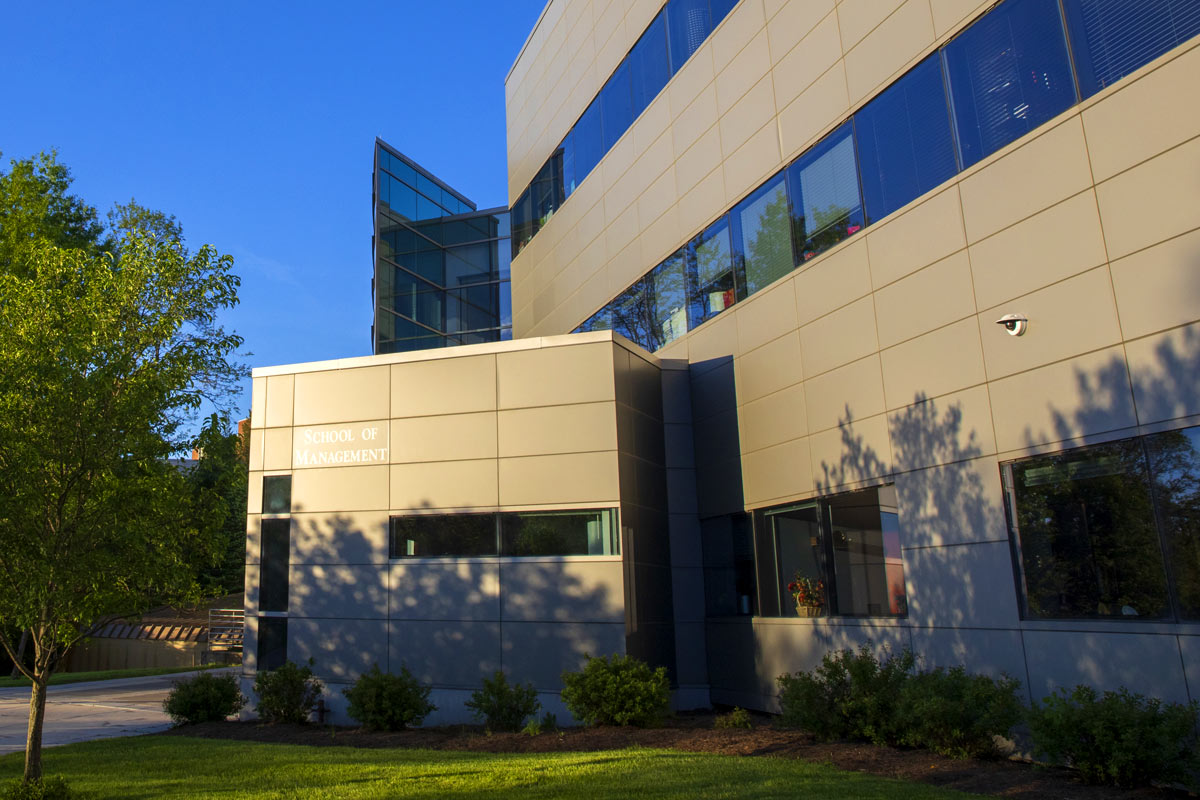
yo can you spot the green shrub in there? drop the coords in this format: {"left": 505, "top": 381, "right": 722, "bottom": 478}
{"left": 561, "top": 654, "right": 670, "bottom": 727}
{"left": 895, "top": 667, "right": 1023, "bottom": 758}
{"left": 776, "top": 645, "right": 915, "bottom": 745}
{"left": 253, "top": 659, "right": 324, "bottom": 724}
{"left": 0, "top": 776, "right": 73, "bottom": 800}
{"left": 465, "top": 670, "right": 540, "bottom": 732}
{"left": 343, "top": 665, "right": 436, "bottom": 731}
{"left": 521, "top": 712, "right": 559, "bottom": 736}
{"left": 1028, "top": 685, "right": 1200, "bottom": 788}
{"left": 162, "top": 671, "right": 245, "bottom": 725}
{"left": 714, "top": 707, "right": 753, "bottom": 730}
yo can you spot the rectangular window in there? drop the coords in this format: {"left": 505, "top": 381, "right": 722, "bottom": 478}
{"left": 731, "top": 172, "right": 793, "bottom": 297}
{"left": 687, "top": 216, "right": 735, "bottom": 329}
{"left": 576, "top": 305, "right": 613, "bottom": 334}
{"left": 391, "top": 268, "right": 444, "bottom": 331}
{"left": 511, "top": 188, "right": 533, "bottom": 258}
{"left": 262, "top": 475, "right": 292, "bottom": 515}
{"left": 785, "top": 122, "right": 864, "bottom": 264}
{"left": 390, "top": 514, "right": 497, "bottom": 558}
{"left": 259, "top": 518, "right": 290, "bottom": 613}
{"left": 943, "top": 0, "right": 1076, "bottom": 168}
{"left": 1063, "top": 0, "right": 1200, "bottom": 99}
{"left": 573, "top": 97, "right": 605, "bottom": 187}
{"left": 1146, "top": 427, "right": 1200, "bottom": 620}
{"left": 630, "top": 11, "right": 672, "bottom": 119}
{"left": 256, "top": 617, "right": 287, "bottom": 673}
{"left": 1005, "top": 439, "right": 1171, "bottom": 619}
{"left": 855, "top": 54, "right": 958, "bottom": 224}
{"left": 666, "top": 0, "right": 712, "bottom": 73}
{"left": 825, "top": 486, "right": 907, "bottom": 617}
{"left": 501, "top": 510, "right": 619, "bottom": 557}
{"left": 600, "top": 58, "right": 634, "bottom": 151}
{"left": 560, "top": 130, "right": 577, "bottom": 199}
{"left": 609, "top": 278, "right": 655, "bottom": 351}
{"left": 753, "top": 486, "right": 906, "bottom": 618}
{"left": 647, "top": 249, "right": 689, "bottom": 349}
{"left": 701, "top": 513, "right": 756, "bottom": 616}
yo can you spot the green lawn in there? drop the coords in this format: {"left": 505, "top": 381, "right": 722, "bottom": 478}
{"left": 0, "top": 736, "right": 986, "bottom": 800}
{"left": 0, "top": 663, "right": 224, "bottom": 689}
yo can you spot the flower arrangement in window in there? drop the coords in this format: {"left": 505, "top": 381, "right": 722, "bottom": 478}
{"left": 788, "top": 573, "right": 825, "bottom": 617}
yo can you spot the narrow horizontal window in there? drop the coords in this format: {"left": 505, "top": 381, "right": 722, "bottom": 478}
{"left": 390, "top": 509, "right": 620, "bottom": 558}
{"left": 1063, "top": 0, "right": 1200, "bottom": 98}
{"left": 390, "top": 514, "right": 497, "bottom": 558}
{"left": 501, "top": 510, "right": 620, "bottom": 556}
{"left": 943, "top": 0, "right": 1076, "bottom": 168}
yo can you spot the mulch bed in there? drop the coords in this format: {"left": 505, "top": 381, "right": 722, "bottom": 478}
{"left": 160, "top": 711, "right": 1194, "bottom": 800}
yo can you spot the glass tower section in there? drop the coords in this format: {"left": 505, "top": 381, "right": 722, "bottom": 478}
{"left": 373, "top": 139, "right": 512, "bottom": 354}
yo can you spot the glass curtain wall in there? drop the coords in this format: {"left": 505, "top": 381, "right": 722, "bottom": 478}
{"left": 577, "top": 0, "right": 1200, "bottom": 354}
{"left": 374, "top": 140, "right": 512, "bottom": 354}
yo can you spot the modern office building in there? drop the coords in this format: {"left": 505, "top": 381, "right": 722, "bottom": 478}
{"left": 372, "top": 140, "right": 513, "bottom": 354}
{"left": 245, "top": 0, "right": 1200, "bottom": 722}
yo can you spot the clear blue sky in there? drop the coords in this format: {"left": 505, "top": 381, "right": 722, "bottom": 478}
{"left": 2, "top": 2, "right": 546, "bottom": 421}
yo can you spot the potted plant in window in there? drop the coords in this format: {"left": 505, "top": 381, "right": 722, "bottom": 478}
{"left": 787, "top": 574, "right": 825, "bottom": 618}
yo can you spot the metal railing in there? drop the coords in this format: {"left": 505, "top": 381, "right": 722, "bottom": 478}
{"left": 207, "top": 608, "right": 244, "bottom": 653}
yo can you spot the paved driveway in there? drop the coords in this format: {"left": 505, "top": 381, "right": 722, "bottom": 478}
{"left": 0, "top": 669, "right": 232, "bottom": 755}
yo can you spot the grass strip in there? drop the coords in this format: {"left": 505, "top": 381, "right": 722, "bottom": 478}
{"left": 0, "top": 735, "right": 986, "bottom": 800}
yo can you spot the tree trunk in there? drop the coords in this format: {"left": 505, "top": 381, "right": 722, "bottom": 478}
{"left": 23, "top": 676, "right": 47, "bottom": 782}
{"left": 9, "top": 630, "right": 28, "bottom": 679}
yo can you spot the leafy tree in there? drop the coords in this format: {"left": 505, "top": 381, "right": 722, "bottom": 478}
{"left": 0, "top": 151, "right": 103, "bottom": 271}
{"left": 186, "top": 414, "right": 249, "bottom": 597}
{"left": 0, "top": 155, "right": 244, "bottom": 782}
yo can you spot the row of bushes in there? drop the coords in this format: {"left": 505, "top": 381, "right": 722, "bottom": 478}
{"left": 164, "top": 647, "right": 1197, "bottom": 789}
{"left": 776, "top": 645, "right": 1200, "bottom": 788}
{"left": 164, "top": 653, "right": 669, "bottom": 732}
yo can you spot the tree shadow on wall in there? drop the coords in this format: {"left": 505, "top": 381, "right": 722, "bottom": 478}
{"left": 732, "top": 393, "right": 1011, "bottom": 707}
{"left": 274, "top": 505, "right": 622, "bottom": 696}
{"left": 1007, "top": 324, "right": 1200, "bottom": 703}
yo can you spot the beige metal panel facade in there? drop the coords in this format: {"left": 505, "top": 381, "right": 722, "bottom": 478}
{"left": 505, "top": 0, "right": 1200, "bottom": 711}
{"left": 243, "top": 334, "right": 676, "bottom": 722}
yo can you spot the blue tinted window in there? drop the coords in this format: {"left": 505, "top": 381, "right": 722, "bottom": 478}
{"left": 531, "top": 158, "right": 557, "bottom": 230}
{"left": 388, "top": 156, "right": 417, "bottom": 187}
{"left": 785, "top": 122, "right": 864, "bottom": 263}
{"left": 732, "top": 173, "right": 793, "bottom": 297}
{"left": 667, "top": 0, "right": 712, "bottom": 72}
{"left": 560, "top": 130, "right": 577, "bottom": 198}
{"left": 577, "top": 305, "right": 613, "bottom": 333}
{"left": 944, "top": 0, "right": 1076, "bottom": 168}
{"left": 511, "top": 188, "right": 532, "bottom": 257}
{"left": 601, "top": 58, "right": 633, "bottom": 150}
{"left": 1063, "top": 0, "right": 1200, "bottom": 98}
{"left": 378, "top": 171, "right": 390, "bottom": 207}
{"left": 687, "top": 216, "right": 735, "bottom": 329}
{"left": 631, "top": 12, "right": 672, "bottom": 118}
{"left": 388, "top": 174, "right": 417, "bottom": 220}
{"left": 648, "top": 249, "right": 689, "bottom": 349}
{"left": 855, "top": 54, "right": 958, "bottom": 223}
{"left": 574, "top": 97, "right": 604, "bottom": 185}
{"left": 416, "top": 193, "right": 443, "bottom": 221}
{"left": 610, "top": 278, "right": 654, "bottom": 350}
{"left": 392, "top": 268, "right": 444, "bottom": 330}
{"left": 710, "top": 0, "right": 737, "bottom": 27}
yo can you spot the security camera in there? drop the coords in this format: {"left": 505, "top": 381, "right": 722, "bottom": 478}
{"left": 995, "top": 313, "right": 1028, "bottom": 336}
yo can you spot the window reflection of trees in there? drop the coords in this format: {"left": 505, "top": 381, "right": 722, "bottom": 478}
{"left": 1007, "top": 431, "right": 1200, "bottom": 620}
